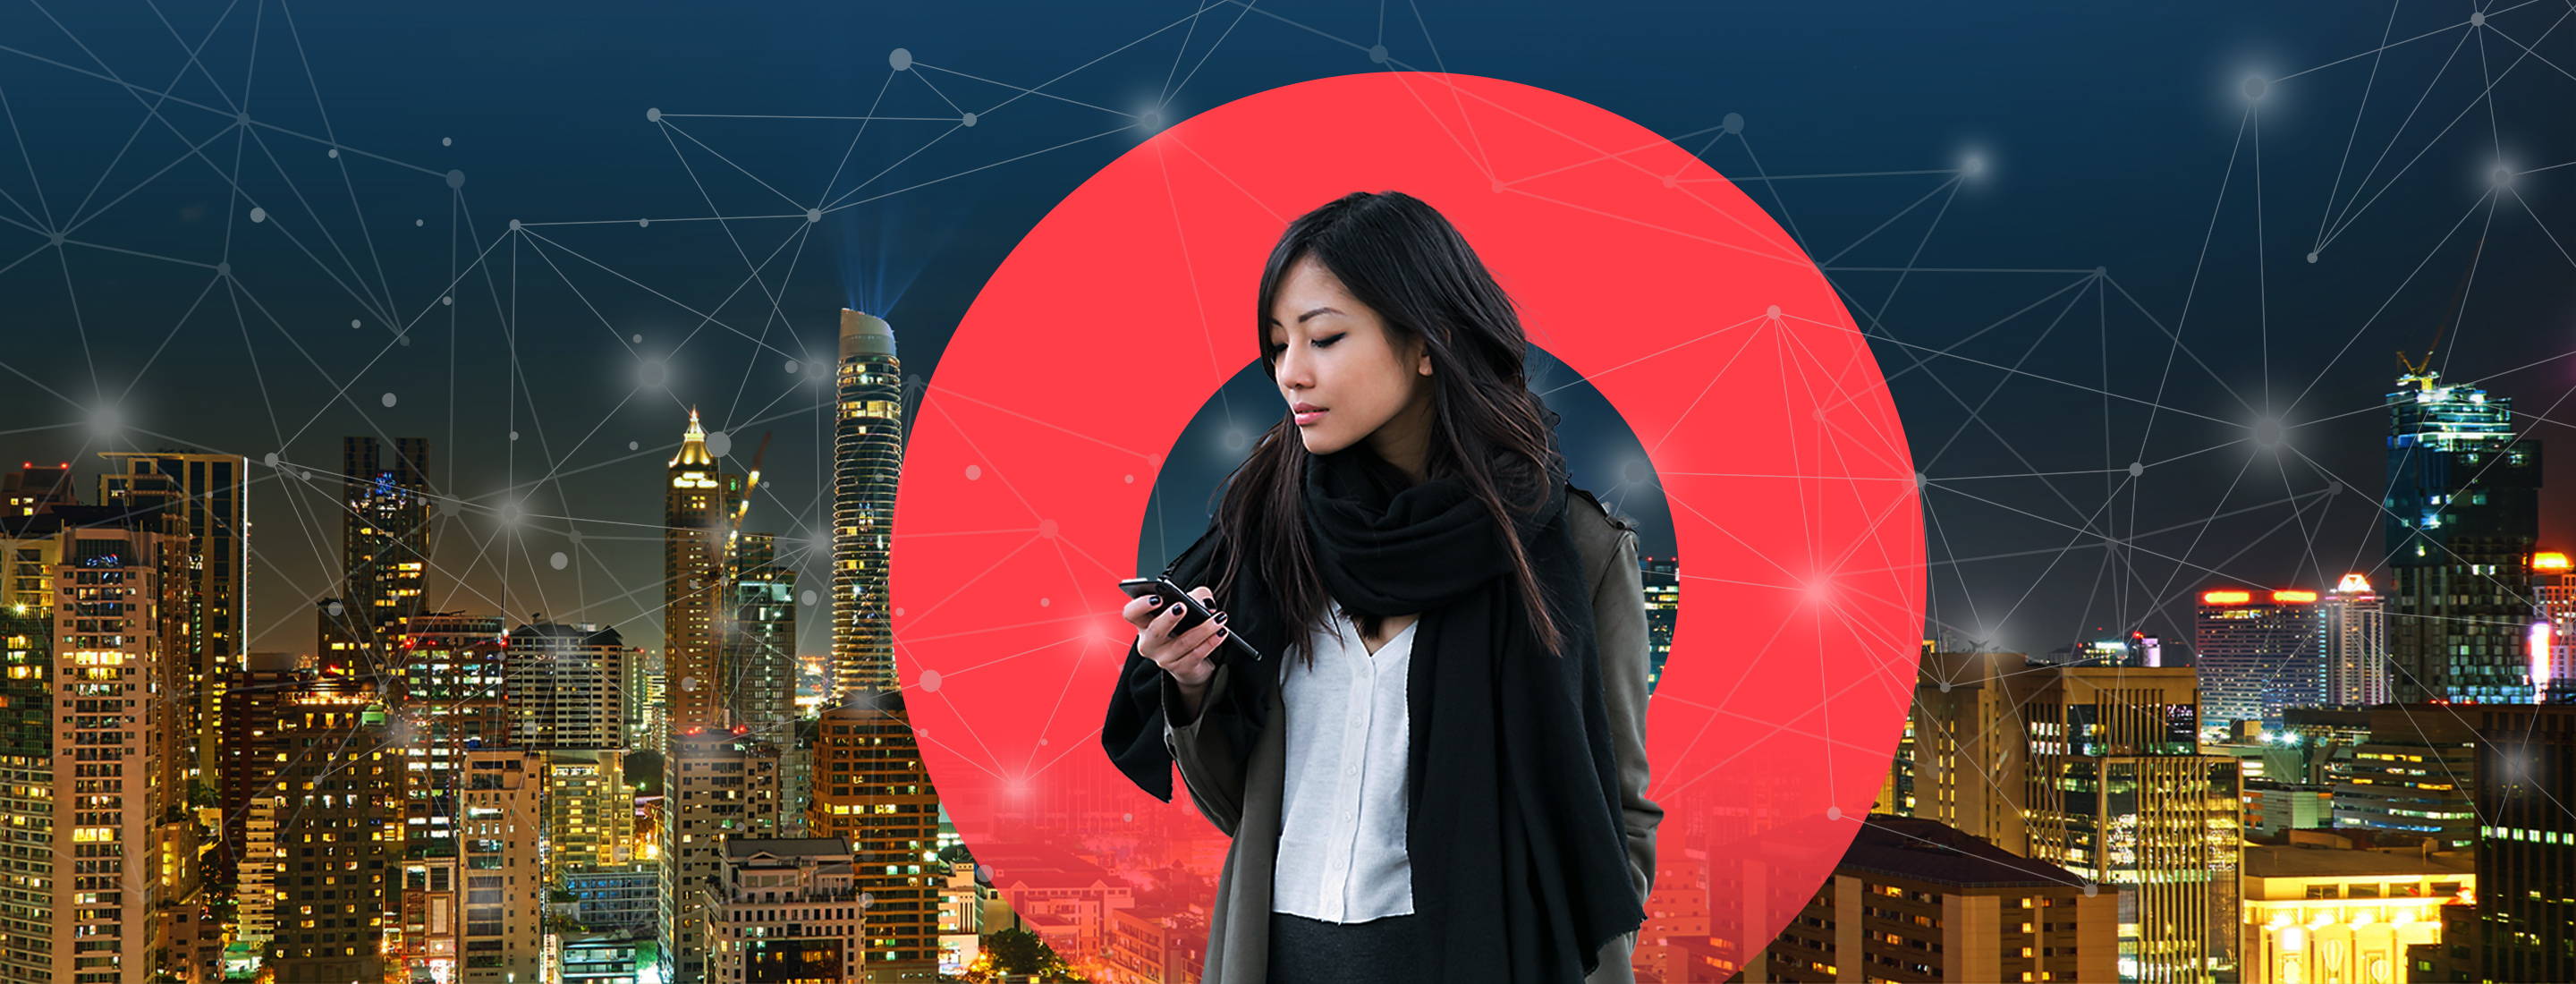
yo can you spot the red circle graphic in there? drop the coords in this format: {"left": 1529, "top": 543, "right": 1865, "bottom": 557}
{"left": 893, "top": 72, "right": 1923, "bottom": 980}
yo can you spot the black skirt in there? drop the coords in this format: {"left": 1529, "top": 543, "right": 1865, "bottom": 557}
{"left": 1267, "top": 911, "right": 1421, "bottom": 983}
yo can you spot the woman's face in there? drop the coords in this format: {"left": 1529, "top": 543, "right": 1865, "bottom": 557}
{"left": 1266, "top": 256, "right": 1434, "bottom": 463}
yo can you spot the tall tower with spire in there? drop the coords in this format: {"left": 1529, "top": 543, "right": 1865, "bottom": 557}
{"left": 833, "top": 309, "right": 904, "bottom": 700}
{"left": 664, "top": 409, "right": 750, "bottom": 729}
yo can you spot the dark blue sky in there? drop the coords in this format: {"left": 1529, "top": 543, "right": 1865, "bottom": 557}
{"left": 0, "top": 0, "right": 2566, "bottom": 658}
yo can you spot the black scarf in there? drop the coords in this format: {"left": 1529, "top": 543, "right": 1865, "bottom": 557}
{"left": 1103, "top": 413, "right": 1642, "bottom": 983}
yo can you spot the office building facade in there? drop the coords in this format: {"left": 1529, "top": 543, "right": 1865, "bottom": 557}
{"left": 2321, "top": 573, "right": 2390, "bottom": 707}
{"left": 665, "top": 411, "right": 750, "bottom": 731}
{"left": 506, "top": 621, "right": 630, "bottom": 750}
{"left": 2469, "top": 704, "right": 2575, "bottom": 983}
{"left": 97, "top": 450, "right": 249, "bottom": 787}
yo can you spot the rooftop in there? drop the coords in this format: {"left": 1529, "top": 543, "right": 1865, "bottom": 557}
{"left": 2243, "top": 844, "right": 2472, "bottom": 880}
{"left": 1839, "top": 815, "right": 2087, "bottom": 890}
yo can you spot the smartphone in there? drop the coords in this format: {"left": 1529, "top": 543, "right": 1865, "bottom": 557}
{"left": 1118, "top": 577, "right": 1264, "bottom": 663}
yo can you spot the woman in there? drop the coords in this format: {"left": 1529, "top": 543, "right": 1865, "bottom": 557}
{"left": 1101, "top": 191, "right": 1660, "bottom": 984}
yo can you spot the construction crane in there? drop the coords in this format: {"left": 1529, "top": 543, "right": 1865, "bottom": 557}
{"left": 2396, "top": 238, "right": 2485, "bottom": 389}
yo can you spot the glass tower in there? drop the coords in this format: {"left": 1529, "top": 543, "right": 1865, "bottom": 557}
{"left": 2382, "top": 371, "right": 2544, "bottom": 702}
{"left": 833, "top": 309, "right": 903, "bottom": 700}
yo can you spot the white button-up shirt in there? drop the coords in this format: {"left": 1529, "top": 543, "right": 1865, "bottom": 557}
{"left": 1272, "top": 605, "right": 1418, "bottom": 924}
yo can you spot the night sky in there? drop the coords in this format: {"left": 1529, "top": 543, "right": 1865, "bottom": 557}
{"left": 0, "top": 1, "right": 2567, "bottom": 661}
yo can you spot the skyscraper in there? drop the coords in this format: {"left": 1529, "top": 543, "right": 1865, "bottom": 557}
{"left": 820, "top": 308, "right": 939, "bottom": 983}
{"left": 2470, "top": 704, "right": 2576, "bottom": 982}
{"left": 2321, "top": 573, "right": 2390, "bottom": 706}
{"left": 2195, "top": 588, "right": 2325, "bottom": 725}
{"left": 236, "top": 681, "right": 398, "bottom": 984}
{"left": 97, "top": 450, "right": 250, "bottom": 787}
{"left": 1898, "top": 650, "right": 2032, "bottom": 856}
{"left": 505, "top": 621, "right": 630, "bottom": 750}
{"left": 2382, "top": 372, "right": 2544, "bottom": 702}
{"left": 665, "top": 410, "right": 750, "bottom": 730}
{"left": 832, "top": 309, "right": 903, "bottom": 700}
{"left": 660, "top": 728, "right": 782, "bottom": 984}
{"left": 340, "top": 437, "right": 434, "bottom": 645}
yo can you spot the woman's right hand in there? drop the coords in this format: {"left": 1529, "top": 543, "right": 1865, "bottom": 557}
{"left": 1122, "top": 585, "right": 1227, "bottom": 692}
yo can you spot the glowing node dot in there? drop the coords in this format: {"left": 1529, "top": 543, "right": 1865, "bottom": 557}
{"left": 645, "top": 107, "right": 662, "bottom": 122}
{"left": 249, "top": 208, "right": 266, "bottom": 223}
{"left": 1938, "top": 681, "right": 1953, "bottom": 693}
{"left": 704, "top": 430, "right": 732, "bottom": 458}
{"left": 1826, "top": 806, "right": 1843, "bottom": 820}
{"left": 2084, "top": 885, "right": 2099, "bottom": 897}
{"left": 509, "top": 430, "right": 521, "bottom": 441}
{"left": 631, "top": 334, "right": 642, "bottom": 344}
{"left": 801, "top": 590, "right": 818, "bottom": 607}
{"left": 442, "top": 296, "right": 453, "bottom": 306}
{"left": 263, "top": 452, "right": 279, "bottom": 467}
{"left": 351, "top": 319, "right": 362, "bottom": 328}
{"left": 1038, "top": 738, "right": 1049, "bottom": 746}
{"left": 1124, "top": 813, "right": 1134, "bottom": 822}
{"left": 445, "top": 169, "right": 464, "bottom": 189}
{"left": 894, "top": 607, "right": 904, "bottom": 616}
{"left": 1767, "top": 304, "right": 1781, "bottom": 318}
{"left": 888, "top": 48, "right": 911, "bottom": 71}
{"left": 965, "top": 464, "right": 982, "bottom": 480}
{"left": 2306, "top": 251, "right": 2318, "bottom": 264}
{"left": 1722, "top": 112, "right": 1743, "bottom": 134}
{"left": 2243, "top": 76, "right": 2267, "bottom": 99}
{"left": 549, "top": 552, "right": 568, "bottom": 571}
{"left": 628, "top": 441, "right": 640, "bottom": 451}
{"left": 326, "top": 601, "right": 344, "bottom": 617}
{"left": 508, "top": 219, "right": 521, "bottom": 230}
{"left": 1625, "top": 461, "right": 1649, "bottom": 484}
{"left": 962, "top": 113, "right": 978, "bottom": 127}
{"left": 216, "top": 262, "right": 231, "bottom": 276}
{"left": 2470, "top": 11, "right": 2485, "bottom": 26}
{"left": 785, "top": 361, "right": 801, "bottom": 374}
{"left": 2128, "top": 462, "right": 2144, "bottom": 478}
{"left": 327, "top": 148, "right": 339, "bottom": 158}
{"left": 1661, "top": 175, "right": 1676, "bottom": 189}
{"left": 1368, "top": 44, "right": 1388, "bottom": 64}
{"left": 1491, "top": 179, "right": 1506, "bottom": 192}
{"left": 1914, "top": 471, "right": 1928, "bottom": 489}
{"left": 1123, "top": 474, "right": 1134, "bottom": 484}
{"left": 441, "top": 137, "right": 453, "bottom": 147}
{"left": 919, "top": 670, "right": 941, "bottom": 692}
{"left": 807, "top": 208, "right": 821, "bottom": 224}
{"left": 1040, "top": 598, "right": 1051, "bottom": 607}
{"left": 380, "top": 392, "right": 397, "bottom": 408}
{"left": 414, "top": 218, "right": 424, "bottom": 227}
{"left": 1038, "top": 519, "right": 1059, "bottom": 538}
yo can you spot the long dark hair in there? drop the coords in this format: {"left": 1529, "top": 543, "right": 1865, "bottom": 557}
{"left": 1209, "top": 190, "right": 1568, "bottom": 662}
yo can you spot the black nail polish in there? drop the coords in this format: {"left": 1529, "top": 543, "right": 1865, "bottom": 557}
{"left": 1143, "top": 596, "right": 1160, "bottom": 607}
{"left": 1215, "top": 611, "right": 1230, "bottom": 622}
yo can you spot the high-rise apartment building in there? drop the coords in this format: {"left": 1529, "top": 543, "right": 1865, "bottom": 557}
{"left": 2321, "top": 573, "right": 2389, "bottom": 706}
{"left": 236, "top": 681, "right": 399, "bottom": 984}
{"left": 2016, "top": 665, "right": 2240, "bottom": 983}
{"left": 2382, "top": 373, "right": 2544, "bottom": 702}
{"left": 0, "top": 505, "right": 190, "bottom": 984}
{"left": 832, "top": 309, "right": 903, "bottom": 700}
{"left": 661, "top": 729, "right": 783, "bottom": 984}
{"left": 724, "top": 534, "right": 798, "bottom": 745}
{"left": 666, "top": 411, "right": 750, "bottom": 730}
{"left": 545, "top": 749, "right": 637, "bottom": 870}
{"left": 97, "top": 450, "right": 249, "bottom": 787}
{"left": 506, "top": 621, "right": 630, "bottom": 750}
{"left": 2197, "top": 588, "right": 2325, "bottom": 726}
{"left": 2469, "top": 704, "right": 2575, "bottom": 983}
{"left": 393, "top": 749, "right": 545, "bottom": 984}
